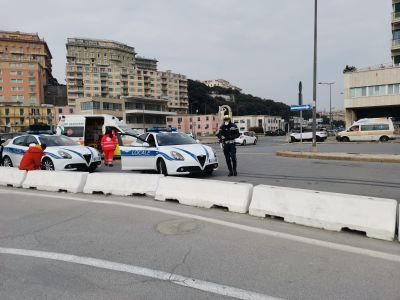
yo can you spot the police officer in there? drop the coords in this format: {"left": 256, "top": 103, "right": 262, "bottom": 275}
{"left": 216, "top": 115, "right": 240, "bottom": 176}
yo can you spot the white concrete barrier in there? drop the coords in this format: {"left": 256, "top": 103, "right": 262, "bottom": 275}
{"left": 83, "top": 173, "right": 162, "bottom": 197}
{"left": 155, "top": 177, "right": 253, "bottom": 213}
{"left": 249, "top": 185, "right": 398, "bottom": 241}
{"left": 22, "top": 170, "right": 88, "bottom": 193}
{"left": 0, "top": 167, "right": 27, "bottom": 188}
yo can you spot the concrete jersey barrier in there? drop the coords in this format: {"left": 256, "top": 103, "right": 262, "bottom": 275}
{"left": 249, "top": 185, "right": 397, "bottom": 241}
{"left": 0, "top": 167, "right": 27, "bottom": 188}
{"left": 22, "top": 170, "right": 88, "bottom": 193}
{"left": 155, "top": 177, "right": 253, "bottom": 213}
{"left": 83, "top": 173, "right": 162, "bottom": 197}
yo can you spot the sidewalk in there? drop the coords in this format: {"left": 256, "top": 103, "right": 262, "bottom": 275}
{"left": 276, "top": 151, "right": 400, "bottom": 163}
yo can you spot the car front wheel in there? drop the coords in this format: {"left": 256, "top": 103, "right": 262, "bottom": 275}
{"left": 41, "top": 157, "right": 55, "bottom": 171}
{"left": 157, "top": 159, "right": 168, "bottom": 176}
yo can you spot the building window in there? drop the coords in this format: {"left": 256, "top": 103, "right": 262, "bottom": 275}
{"left": 11, "top": 79, "right": 23, "bottom": 83}
{"left": 10, "top": 70, "right": 23, "bottom": 76}
{"left": 0, "top": 87, "right": 2, "bottom": 91}
{"left": 69, "top": 108, "right": 74, "bottom": 113}
{"left": 12, "top": 95, "right": 24, "bottom": 101}
{"left": 350, "top": 84, "right": 393, "bottom": 98}
{"left": 58, "top": 108, "right": 63, "bottom": 113}
{"left": 11, "top": 86, "right": 23, "bottom": 91}
{"left": 103, "top": 102, "right": 122, "bottom": 111}
{"left": 80, "top": 101, "right": 100, "bottom": 110}
{"left": 29, "top": 79, "right": 36, "bottom": 85}
{"left": 0, "top": 78, "right": 3, "bottom": 82}
{"left": 166, "top": 117, "right": 173, "bottom": 122}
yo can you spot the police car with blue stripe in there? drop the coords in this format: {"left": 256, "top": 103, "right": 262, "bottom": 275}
{"left": 2, "top": 134, "right": 101, "bottom": 172}
{"left": 119, "top": 128, "right": 218, "bottom": 175}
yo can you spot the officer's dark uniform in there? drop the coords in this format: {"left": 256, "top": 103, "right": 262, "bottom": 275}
{"left": 216, "top": 119, "right": 240, "bottom": 176}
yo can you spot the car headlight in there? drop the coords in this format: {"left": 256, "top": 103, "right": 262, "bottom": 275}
{"left": 57, "top": 150, "right": 72, "bottom": 159}
{"left": 171, "top": 151, "right": 185, "bottom": 161}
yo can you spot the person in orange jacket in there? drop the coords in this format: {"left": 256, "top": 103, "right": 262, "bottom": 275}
{"left": 101, "top": 129, "right": 118, "bottom": 167}
{"left": 19, "top": 143, "right": 47, "bottom": 171}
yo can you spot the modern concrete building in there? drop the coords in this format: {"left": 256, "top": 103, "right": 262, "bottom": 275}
{"left": 0, "top": 103, "right": 56, "bottom": 132}
{"left": 343, "top": 65, "right": 400, "bottom": 126}
{"left": 74, "top": 97, "right": 125, "bottom": 119}
{"left": 166, "top": 114, "right": 219, "bottom": 136}
{"left": 0, "top": 31, "right": 55, "bottom": 105}
{"left": 202, "top": 79, "right": 241, "bottom": 92}
{"left": 232, "top": 115, "right": 284, "bottom": 132}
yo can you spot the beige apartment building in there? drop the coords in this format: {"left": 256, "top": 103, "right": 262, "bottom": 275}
{"left": 392, "top": 0, "right": 400, "bottom": 64}
{"left": 66, "top": 38, "right": 188, "bottom": 114}
{"left": 0, "top": 31, "right": 54, "bottom": 106}
{"left": 233, "top": 115, "right": 284, "bottom": 132}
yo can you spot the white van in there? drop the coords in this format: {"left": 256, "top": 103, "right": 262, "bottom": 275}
{"left": 56, "top": 114, "right": 140, "bottom": 153}
{"left": 336, "top": 118, "right": 397, "bottom": 142}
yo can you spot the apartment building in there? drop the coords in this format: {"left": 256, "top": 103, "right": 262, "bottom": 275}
{"left": 392, "top": 0, "right": 400, "bottom": 64}
{"left": 66, "top": 37, "right": 136, "bottom": 106}
{"left": 159, "top": 70, "right": 188, "bottom": 114}
{"left": 0, "top": 104, "right": 56, "bottom": 132}
{"left": 66, "top": 38, "right": 188, "bottom": 115}
{"left": 202, "top": 79, "right": 242, "bottom": 92}
{"left": 0, "top": 31, "right": 54, "bottom": 105}
{"left": 166, "top": 114, "right": 219, "bottom": 136}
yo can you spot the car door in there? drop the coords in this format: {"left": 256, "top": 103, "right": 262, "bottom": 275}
{"left": 7, "top": 135, "right": 29, "bottom": 166}
{"left": 119, "top": 133, "right": 154, "bottom": 171}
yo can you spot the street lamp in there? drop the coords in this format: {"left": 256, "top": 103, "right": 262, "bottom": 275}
{"left": 318, "top": 82, "right": 335, "bottom": 129}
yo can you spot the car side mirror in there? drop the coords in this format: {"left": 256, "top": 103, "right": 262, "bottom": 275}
{"left": 142, "top": 142, "right": 150, "bottom": 147}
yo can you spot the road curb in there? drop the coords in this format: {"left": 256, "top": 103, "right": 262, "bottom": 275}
{"left": 276, "top": 151, "right": 400, "bottom": 163}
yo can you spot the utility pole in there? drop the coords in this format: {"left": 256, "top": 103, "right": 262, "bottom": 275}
{"left": 311, "top": 0, "right": 318, "bottom": 151}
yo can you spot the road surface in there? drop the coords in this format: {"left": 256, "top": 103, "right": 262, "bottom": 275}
{"left": 0, "top": 187, "right": 400, "bottom": 299}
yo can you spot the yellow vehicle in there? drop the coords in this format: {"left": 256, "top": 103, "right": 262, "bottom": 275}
{"left": 336, "top": 118, "right": 397, "bottom": 142}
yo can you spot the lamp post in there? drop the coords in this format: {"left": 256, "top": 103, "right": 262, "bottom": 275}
{"left": 318, "top": 82, "right": 335, "bottom": 129}
{"left": 311, "top": 0, "right": 318, "bottom": 152}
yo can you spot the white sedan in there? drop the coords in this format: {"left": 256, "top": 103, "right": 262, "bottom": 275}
{"left": 119, "top": 131, "right": 218, "bottom": 176}
{"left": 290, "top": 130, "right": 328, "bottom": 142}
{"left": 2, "top": 134, "right": 101, "bottom": 171}
{"left": 235, "top": 131, "right": 258, "bottom": 146}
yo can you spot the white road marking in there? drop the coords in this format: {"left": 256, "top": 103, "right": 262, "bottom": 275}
{"left": 1, "top": 189, "right": 400, "bottom": 263}
{"left": 0, "top": 247, "right": 281, "bottom": 300}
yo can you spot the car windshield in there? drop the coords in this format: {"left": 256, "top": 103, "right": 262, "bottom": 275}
{"left": 119, "top": 125, "right": 140, "bottom": 136}
{"left": 156, "top": 132, "right": 197, "bottom": 146}
{"left": 38, "top": 135, "right": 80, "bottom": 147}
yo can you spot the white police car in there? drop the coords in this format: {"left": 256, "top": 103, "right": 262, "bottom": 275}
{"left": 2, "top": 134, "right": 101, "bottom": 172}
{"left": 119, "top": 129, "right": 218, "bottom": 175}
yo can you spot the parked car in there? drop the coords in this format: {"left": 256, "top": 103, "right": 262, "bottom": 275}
{"left": 235, "top": 131, "right": 258, "bottom": 145}
{"left": 2, "top": 134, "right": 101, "bottom": 171}
{"left": 264, "top": 130, "right": 277, "bottom": 136}
{"left": 274, "top": 129, "right": 286, "bottom": 136}
{"left": 290, "top": 130, "right": 328, "bottom": 142}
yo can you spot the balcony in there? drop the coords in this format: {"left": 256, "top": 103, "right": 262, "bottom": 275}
{"left": 393, "top": 12, "right": 400, "bottom": 24}
{"left": 392, "top": 39, "right": 400, "bottom": 51}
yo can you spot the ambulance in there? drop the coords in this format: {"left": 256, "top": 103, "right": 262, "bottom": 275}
{"left": 336, "top": 118, "right": 397, "bottom": 142}
{"left": 56, "top": 114, "right": 140, "bottom": 154}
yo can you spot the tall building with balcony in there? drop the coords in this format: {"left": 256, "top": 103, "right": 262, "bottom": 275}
{"left": 392, "top": 0, "right": 400, "bottom": 64}
{"left": 66, "top": 38, "right": 188, "bottom": 116}
{"left": 159, "top": 70, "right": 188, "bottom": 114}
{"left": 66, "top": 38, "right": 137, "bottom": 106}
{"left": 0, "top": 31, "right": 54, "bottom": 106}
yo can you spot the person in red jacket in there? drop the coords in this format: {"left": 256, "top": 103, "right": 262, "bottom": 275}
{"left": 19, "top": 143, "right": 47, "bottom": 171}
{"left": 101, "top": 129, "right": 118, "bottom": 167}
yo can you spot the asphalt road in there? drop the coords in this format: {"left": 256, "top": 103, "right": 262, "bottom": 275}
{"left": 99, "top": 137, "right": 400, "bottom": 201}
{"left": 1, "top": 188, "right": 400, "bottom": 299}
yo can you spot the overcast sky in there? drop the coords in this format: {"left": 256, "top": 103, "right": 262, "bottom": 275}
{"left": 1, "top": 0, "right": 392, "bottom": 111}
